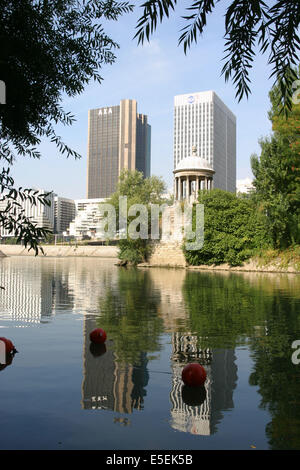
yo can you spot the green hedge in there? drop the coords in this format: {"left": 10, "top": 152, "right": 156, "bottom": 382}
{"left": 184, "top": 189, "right": 271, "bottom": 266}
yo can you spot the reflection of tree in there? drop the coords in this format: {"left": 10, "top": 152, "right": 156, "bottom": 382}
{"left": 182, "top": 272, "right": 268, "bottom": 349}
{"left": 248, "top": 295, "right": 300, "bottom": 450}
{"left": 97, "top": 268, "right": 164, "bottom": 365}
{"left": 183, "top": 271, "right": 300, "bottom": 449}
{"left": 131, "top": 353, "right": 149, "bottom": 410}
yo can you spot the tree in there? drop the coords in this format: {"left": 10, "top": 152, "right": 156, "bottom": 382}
{"left": 0, "top": 0, "right": 133, "bottom": 253}
{"left": 108, "top": 169, "right": 166, "bottom": 264}
{"left": 184, "top": 188, "right": 270, "bottom": 266}
{"left": 251, "top": 71, "right": 300, "bottom": 248}
{"left": 135, "top": 0, "right": 300, "bottom": 113}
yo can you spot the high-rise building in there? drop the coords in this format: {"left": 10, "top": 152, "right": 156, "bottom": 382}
{"left": 87, "top": 99, "right": 151, "bottom": 199}
{"left": 54, "top": 196, "right": 76, "bottom": 234}
{"left": 173, "top": 91, "right": 236, "bottom": 193}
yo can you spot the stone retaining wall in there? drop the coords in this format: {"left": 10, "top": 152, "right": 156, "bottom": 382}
{"left": 0, "top": 245, "right": 118, "bottom": 258}
{"left": 140, "top": 242, "right": 187, "bottom": 268}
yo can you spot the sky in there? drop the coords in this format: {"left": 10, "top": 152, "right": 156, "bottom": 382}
{"left": 11, "top": 2, "right": 275, "bottom": 200}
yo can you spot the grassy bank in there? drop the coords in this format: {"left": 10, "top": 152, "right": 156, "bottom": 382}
{"left": 254, "top": 246, "right": 300, "bottom": 271}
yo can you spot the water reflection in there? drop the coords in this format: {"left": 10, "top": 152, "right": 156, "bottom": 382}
{"left": 0, "top": 259, "right": 53, "bottom": 323}
{"left": 170, "top": 333, "right": 237, "bottom": 435}
{"left": 81, "top": 316, "right": 149, "bottom": 415}
{"left": 0, "top": 257, "right": 117, "bottom": 323}
{"left": 1, "top": 257, "right": 300, "bottom": 448}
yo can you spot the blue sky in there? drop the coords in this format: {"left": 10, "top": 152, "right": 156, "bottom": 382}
{"left": 11, "top": 2, "right": 274, "bottom": 199}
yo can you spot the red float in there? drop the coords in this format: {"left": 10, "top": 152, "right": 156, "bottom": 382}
{"left": 182, "top": 363, "right": 207, "bottom": 387}
{"left": 0, "top": 337, "right": 17, "bottom": 355}
{"left": 89, "top": 328, "right": 107, "bottom": 345}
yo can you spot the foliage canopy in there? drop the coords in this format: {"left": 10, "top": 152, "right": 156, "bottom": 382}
{"left": 0, "top": 0, "right": 133, "bottom": 253}
{"left": 135, "top": 0, "right": 300, "bottom": 113}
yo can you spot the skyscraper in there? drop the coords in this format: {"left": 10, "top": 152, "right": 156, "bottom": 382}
{"left": 173, "top": 91, "right": 236, "bottom": 193}
{"left": 87, "top": 99, "right": 151, "bottom": 199}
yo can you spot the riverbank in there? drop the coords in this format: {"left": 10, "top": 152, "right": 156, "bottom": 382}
{"left": 0, "top": 244, "right": 118, "bottom": 258}
{"left": 0, "top": 244, "right": 299, "bottom": 274}
{"left": 138, "top": 260, "right": 300, "bottom": 274}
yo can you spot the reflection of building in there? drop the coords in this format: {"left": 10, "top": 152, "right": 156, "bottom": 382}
{"left": 0, "top": 258, "right": 53, "bottom": 323}
{"left": 87, "top": 99, "right": 151, "bottom": 199}
{"left": 169, "top": 333, "right": 237, "bottom": 435}
{"left": 81, "top": 316, "right": 149, "bottom": 414}
{"left": 170, "top": 333, "right": 212, "bottom": 435}
{"left": 173, "top": 91, "right": 236, "bottom": 193}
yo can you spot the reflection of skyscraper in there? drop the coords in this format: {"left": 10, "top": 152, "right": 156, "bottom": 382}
{"left": 0, "top": 258, "right": 53, "bottom": 323}
{"left": 81, "top": 316, "right": 149, "bottom": 414}
{"left": 170, "top": 333, "right": 212, "bottom": 435}
{"left": 169, "top": 333, "right": 237, "bottom": 435}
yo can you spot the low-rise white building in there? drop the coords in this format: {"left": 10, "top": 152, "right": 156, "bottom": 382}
{"left": 236, "top": 178, "right": 255, "bottom": 194}
{"left": 66, "top": 198, "right": 107, "bottom": 239}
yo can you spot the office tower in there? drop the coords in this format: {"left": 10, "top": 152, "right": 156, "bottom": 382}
{"left": 54, "top": 196, "right": 76, "bottom": 234}
{"left": 173, "top": 91, "right": 236, "bottom": 193}
{"left": 87, "top": 99, "right": 151, "bottom": 199}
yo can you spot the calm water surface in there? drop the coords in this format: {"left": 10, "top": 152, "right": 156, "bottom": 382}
{"left": 0, "top": 256, "right": 300, "bottom": 450}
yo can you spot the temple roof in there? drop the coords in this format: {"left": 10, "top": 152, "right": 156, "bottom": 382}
{"left": 175, "top": 156, "right": 213, "bottom": 171}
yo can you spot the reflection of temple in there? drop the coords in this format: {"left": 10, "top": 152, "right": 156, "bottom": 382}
{"left": 169, "top": 333, "right": 237, "bottom": 435}
{"left": 81, "top": 317, "right": 149, "bottom": 415}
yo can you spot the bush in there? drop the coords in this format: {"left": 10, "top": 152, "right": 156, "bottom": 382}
{"left": 184, "top": 189, "right": 271, "bottom": 266}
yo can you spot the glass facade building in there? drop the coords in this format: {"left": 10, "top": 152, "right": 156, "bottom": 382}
{"left": 174, "top": 91, "right": 236, "bottom": 192}
{"left": 87, "top": 99, "right": 151, "bottom": 199}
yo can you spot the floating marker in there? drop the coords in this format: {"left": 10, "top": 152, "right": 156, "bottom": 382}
{"left": 0, "top": 337, "right": 17, "bottom": 355}
{"left": 182, "top": 363, "right": 207, "bottom": 387}
{"left": 89, "top": 328, "right": 107, "bottom": 345}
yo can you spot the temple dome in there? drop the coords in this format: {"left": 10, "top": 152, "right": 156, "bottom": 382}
{"left": 175, "top": 156, "right": 213, "bottom": 172}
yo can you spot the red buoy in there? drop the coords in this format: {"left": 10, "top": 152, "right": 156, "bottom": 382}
{"left": 89, "top": 328, "right": 107, "bottom": 345}
{"left": 0, "top": 337, "right": 17, "bottom": 355}
{"left": 182, "top": 363, "right": 207, "bottom": 387}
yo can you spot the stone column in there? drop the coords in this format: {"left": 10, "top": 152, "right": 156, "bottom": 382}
{"left": 204, "top": 176, "right": 208, "bottom": 190}
{"left": 196, "top": 176, "right": 200, "bottom": 195}
{"left": 178, "top": 176, "right": 182, "bottom": 200}
{"left": 186, "top": 175, "right": 190, "bottom": 200}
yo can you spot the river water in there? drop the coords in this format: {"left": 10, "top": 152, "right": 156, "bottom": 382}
{"left": 0, "top": 256, "right": 299, "bottom": 450}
